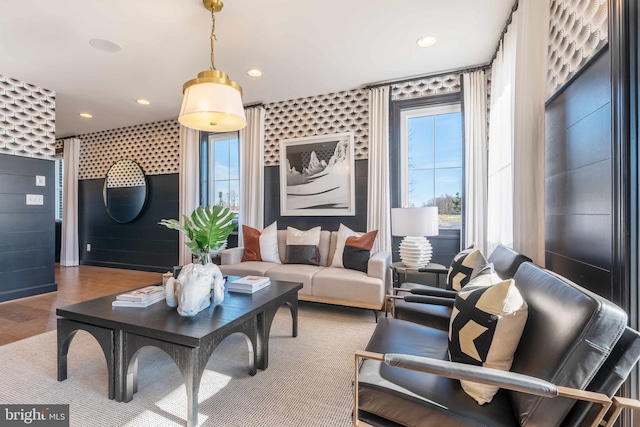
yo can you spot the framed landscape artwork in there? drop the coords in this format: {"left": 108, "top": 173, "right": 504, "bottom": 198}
{"left": 280, "top": 132, "right": 355, "bottom": 216}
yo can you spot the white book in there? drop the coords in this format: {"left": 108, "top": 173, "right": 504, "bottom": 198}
{"left": 116, "top": 285, "right": 165, "bottom": 302}
{"left": 228, "top": 280, "right": 270, "bottom": 294}
{"left": 230, "top": 276, "right": 270, "bottom": 288}
{"left": 112, "top": 293, "right": 165, "bottom": 308}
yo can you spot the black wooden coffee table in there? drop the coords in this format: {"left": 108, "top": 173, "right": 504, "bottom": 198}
{"left": 57, "top": 278, "right": 302, "bottom": 427}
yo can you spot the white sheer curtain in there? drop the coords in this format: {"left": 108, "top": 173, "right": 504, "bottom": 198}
{"left": 239, "top": 106, "right": 265, "bottom": 239}
{"left": 367, "top": 86, "right": 391, "bottom": 252}
{"left": 487, "top": 0, "right": 548, "bottom": 264}
{"left": 462, "top": 70, "right": 488, "bottom": 254}
{"left": 60, "top": 138, "right": 80, "bottom": 266}
{"left": 178, "top": 125, "right": 200, "bottom": 265}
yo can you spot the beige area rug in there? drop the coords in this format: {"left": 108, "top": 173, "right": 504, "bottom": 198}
{"left": 0, "top": 303, "right": 377, "bottom": 427}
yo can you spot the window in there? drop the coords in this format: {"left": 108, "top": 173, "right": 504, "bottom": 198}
{"left": 202, "top": 132, "right": 240, "bottom": 213}
{"left": 54, "top": 157, "right": 63, "bottom": 220}
{"left": 399, "top": 104, "right": 463, "bottom": 228}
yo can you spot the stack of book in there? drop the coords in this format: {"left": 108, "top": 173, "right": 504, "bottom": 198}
{"left": 112, "top": 285, "right": 165, "bottom": 308}
{"left": 228, "top": 276, "right": 271, "bottom": 294}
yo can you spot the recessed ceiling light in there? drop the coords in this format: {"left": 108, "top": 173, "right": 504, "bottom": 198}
{"left": 246, "top": 69, "right": 263, "bottom": 78}
{"left": 136, "top": 99, "right": 151, "bottom": 105}
{"left": 89, "top": 38, "right": 122, "bottom": 53}
{"left": 416, "top": 36, "right": 437, "bottom": 48}
{"left": 79, "top": 113, "right": 93, "bottom": 119}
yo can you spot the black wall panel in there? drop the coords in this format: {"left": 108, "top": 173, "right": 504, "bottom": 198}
{"left": 264, "top": 160, "right": 368, "bottom": 232}
{"left": 0, "top": 154, "right": 56, "bottom": 302}
{"left": 79, "top": 173, "right": 179, "bottom": 272}
{"left": 545, "top": 49, "right": 613, "bottom": 300}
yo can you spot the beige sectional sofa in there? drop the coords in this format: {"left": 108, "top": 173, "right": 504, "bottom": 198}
{"left": 219, "top": 230, "right": 391, "bottom": 311}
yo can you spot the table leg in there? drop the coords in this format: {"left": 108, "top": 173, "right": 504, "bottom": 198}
{"left": 57, "top": 318, "right": 115, "bottom": 399}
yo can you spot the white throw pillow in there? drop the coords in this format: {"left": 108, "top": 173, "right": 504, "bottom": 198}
{"left": 331, "top": 223, "right": 358, "bottom": 268}
{"left": 259, "top": 221, "right": 281, "bottom": 264}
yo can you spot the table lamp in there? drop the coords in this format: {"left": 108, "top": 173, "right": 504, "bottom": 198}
{"left": 391, "top": 207, "right": 439, "bottom": 268}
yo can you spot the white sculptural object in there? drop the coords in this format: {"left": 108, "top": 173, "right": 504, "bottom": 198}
{"left": 165, "top": 263, "right": 226, "bottom": 317}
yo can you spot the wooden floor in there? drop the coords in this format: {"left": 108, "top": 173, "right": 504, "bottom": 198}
{"left": 0, "top": 264, "right": 161, "bottom": 346}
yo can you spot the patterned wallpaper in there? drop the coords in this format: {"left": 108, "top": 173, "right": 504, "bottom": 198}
{"left": 0, "top": 75, "right": 55, "bottom": 159}
{"left": 75, "top": 119, "right": 180, "bottom": 180}
{"left": 264, "top": 89, "right": 369, "bottom": 166}
{"left": 105, "top": 159, "right": 146, "bottom": 188}
{"left": 547, "top": 0, "right": 608, "bottom": 97}
{"left": 391, "top": 73, "right": 461, "bottom": 101}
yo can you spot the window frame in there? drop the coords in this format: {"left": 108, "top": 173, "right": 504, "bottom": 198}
{"left": 399, "top": 103, "right": 462, "bottom": 208}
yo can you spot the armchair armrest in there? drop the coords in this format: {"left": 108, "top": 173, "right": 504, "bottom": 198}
{"left": 220, "top": 247, "right": 244, "bottom": 265}
{"left": 403, "top": 295, "right": 455, "bottom": 307}
{"left": 409, "top": 287, "right": 458, "bottom": 298}
{"left": 353, "top": 351, "right": 613, "bottom": 427}
{"left": 368, "top": 251, "right": 391, "bottom": 292}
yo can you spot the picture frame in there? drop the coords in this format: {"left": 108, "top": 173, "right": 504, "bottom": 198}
{"left": 280, "top": 132, "right": 355, "bottom": 216}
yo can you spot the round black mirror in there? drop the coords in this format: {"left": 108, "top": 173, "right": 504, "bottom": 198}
{"left": 103, "top": 159, "right": 147, "bottom": 223}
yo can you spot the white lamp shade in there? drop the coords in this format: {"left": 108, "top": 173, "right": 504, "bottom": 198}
{"left": 391, "top": 207, "right": 439, "bottom": 237}
{"left": 179, "top": 82, "right": 246, "bottom": 132}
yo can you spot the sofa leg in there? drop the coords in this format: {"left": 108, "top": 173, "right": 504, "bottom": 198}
{"left": 373, "top": 310, "right": 378, "bottom": 323}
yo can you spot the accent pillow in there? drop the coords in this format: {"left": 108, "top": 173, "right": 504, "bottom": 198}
{"left": 331, "top": 224, "right": 358, "bottom": 268}
{"left": 284, "top": 226, "right": 321, "bottom": 265}
{"left": 446, "top": 246, "right": 488, "bottom": 291}
{"left": 241, "top": 225, "right": 262, "bottom": 261}
{"left": 260, "top": 222, "right": 281, "bottom": 263}
{"left": 343, "top": 230, "right": 378, "bottom": 273}
{"left": 448, "top": 279, "right": 528, "bottom": 405}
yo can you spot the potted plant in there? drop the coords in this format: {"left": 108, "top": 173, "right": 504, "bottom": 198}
{"left": 159, "top": 205, "right": 235, "bottom": 264}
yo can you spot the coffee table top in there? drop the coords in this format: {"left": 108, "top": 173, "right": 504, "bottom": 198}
{"left": 56, "top": 278, "right": 302, "bottom": 346}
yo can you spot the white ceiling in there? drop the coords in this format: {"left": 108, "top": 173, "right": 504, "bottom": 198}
{"left": 0, "top": 0, "right": 513, "bottom": 138}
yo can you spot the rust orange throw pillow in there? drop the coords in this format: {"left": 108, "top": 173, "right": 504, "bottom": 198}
{"left": 343, "top": 230, "right": 378, "bottom": 273}
{"left": 242, "top": 225, "right": 262, "bottom": 261}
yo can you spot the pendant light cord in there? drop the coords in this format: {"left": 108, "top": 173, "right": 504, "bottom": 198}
{"left": 210, "top": 8, "right": 217, "bottom": 70}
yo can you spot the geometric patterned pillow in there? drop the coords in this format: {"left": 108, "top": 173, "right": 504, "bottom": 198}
{"left": 448, "top": 279, "right": 528, "bottom": 404}
{"left": 446, "top": 246, "right": 488, "bottom": 291}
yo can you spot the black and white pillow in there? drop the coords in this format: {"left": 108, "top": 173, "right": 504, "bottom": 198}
{"left": 446, "top": 246, "right": 488, "bottom": 291}
{"left": 284, "top": 226, "right": 321, "bottom": 265}
{"left": 448, "top": 278, "right": 528, "bottom": 404}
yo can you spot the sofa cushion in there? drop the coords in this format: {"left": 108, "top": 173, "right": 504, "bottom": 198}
{"left": 264, "top": 264, "right": 320, "bottom": 295}
{"left": 241, "top": 225, "right": 262, "bottom": 261}
{"left": 219, "top": 261, "right": 279, "bottom": 278}
{"left": 331, "top": 223, "right": 358, "bottom": 268}
{"left": 284, "top": 226, "right": 321, "bottom": 265}
{"left": 259, "top": 221, "right": 281, "bottom": 264}
{"left": 343, "top": 230, "right": 377, "bottom": 273}
{"left": 446, "top": 246, "right": 488, "bottom": 291}
{"left": 312, "top": 267, "right": 384, "bottom": 307}
{"left": 448, "top": 279, "right": 528, "bottom": 404}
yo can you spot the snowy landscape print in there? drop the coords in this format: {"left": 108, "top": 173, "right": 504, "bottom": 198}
{"left": 280, "top": 132, "right": 355, "bottom": 216}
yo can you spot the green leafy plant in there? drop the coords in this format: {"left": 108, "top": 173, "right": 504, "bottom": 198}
{"left": 159, "top": 205, "right": 235, "bottom": 264}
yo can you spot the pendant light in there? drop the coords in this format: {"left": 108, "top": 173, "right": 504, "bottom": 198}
{"left": 178, "top": 0, "right": 246, "bottom": 132}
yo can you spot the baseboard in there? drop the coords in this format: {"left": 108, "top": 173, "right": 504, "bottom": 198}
{"left": 0, "top": 282, "right": 57, "bottom": 302}
{"left": 80, "top": 260, "right": 169, "bottom": 273}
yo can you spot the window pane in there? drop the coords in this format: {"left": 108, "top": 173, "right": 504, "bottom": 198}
{"left": 214, "top": 139, "right": 230, "bottom": 180}
{"left": 407, "top": 169, "right": 435, "bottom": 207}
{"left": 213, "top": 180, "right": 229, "bottom": 206}
{"left": 407, "top": 116, "right": 434, "bottom": 170}
{"left": 229, "top": 138, "right": 239, "bottom": 179}
{"left": 434, "top": 112, "right": 462, "bottom": 168}
{"left": 435, "top": 168, "right": 462, "bottom": 228}
{"left": 228, "top": 180, "right": 240, "bottom": 211}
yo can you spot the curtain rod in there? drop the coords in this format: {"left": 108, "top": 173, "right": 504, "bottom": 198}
{"left": 364, "top": 63, "right": 491, "bottom": 90}
{"left": 244, "top": 102, "right": 264, "bottom": 109}
{"left": 489, "top": 0, "right": 519, "bottom": 64}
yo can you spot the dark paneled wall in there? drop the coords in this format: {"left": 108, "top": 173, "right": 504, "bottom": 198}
{"left": 79, "top": 173, "right": 179, "bottom": 272}
{"left": 0, "top": 154, "right": 56, "bottom": 302}
{"left": 263, "top": 160, "right": 368, "bottom": 232}
{"left": 545, "top": 49, "right": 613, "bottom": 300}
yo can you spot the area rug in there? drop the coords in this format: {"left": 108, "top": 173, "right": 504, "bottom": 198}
{"left": 0, "top": 303, "right": 377, "bottom": 427}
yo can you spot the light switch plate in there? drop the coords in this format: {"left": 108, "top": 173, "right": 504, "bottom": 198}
{"left": 36, "top": 175, "right": 46, "bottom": 186}
{"left": 26, "top": 194, "right": 44, "bottom": 205}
